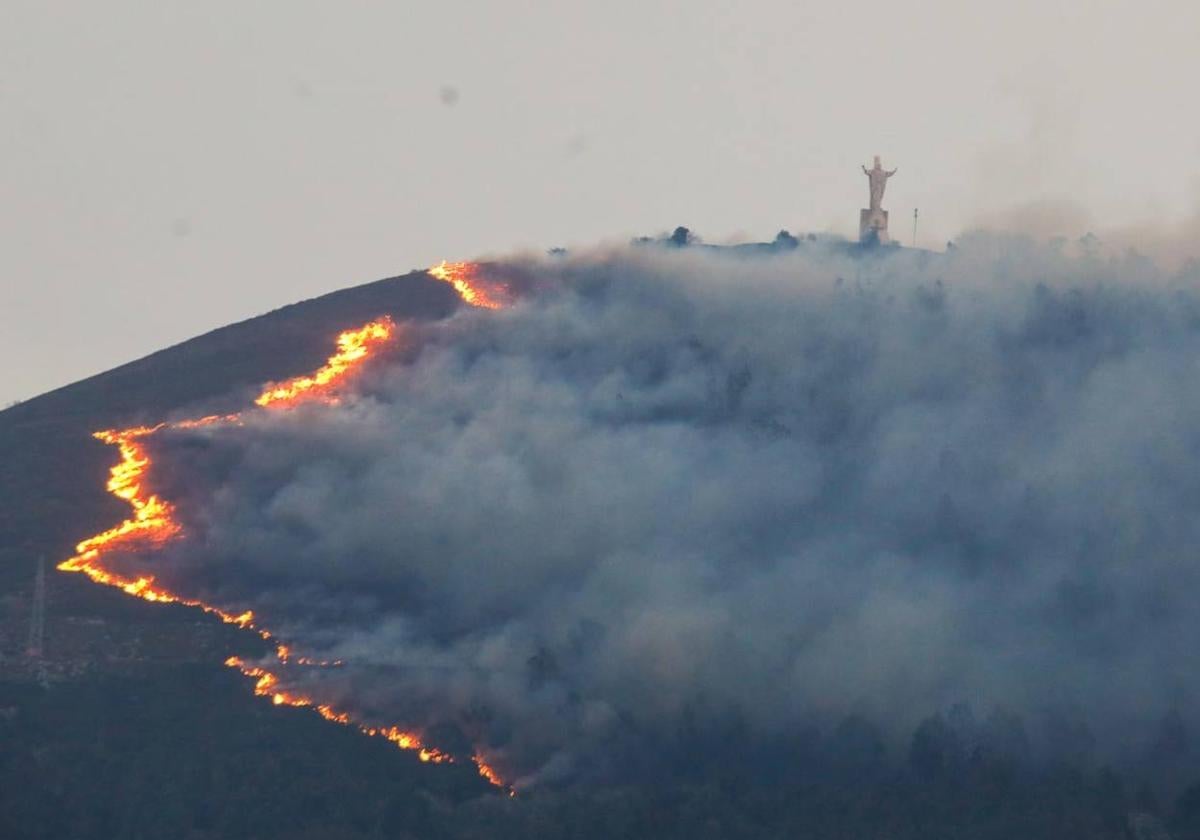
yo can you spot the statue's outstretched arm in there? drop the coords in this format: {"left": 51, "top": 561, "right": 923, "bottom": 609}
{"left": 862, "top": 165, "right": 870, "bottom": 174}
{"left": 886, "top": 168, "right": 898, "bottom": 176}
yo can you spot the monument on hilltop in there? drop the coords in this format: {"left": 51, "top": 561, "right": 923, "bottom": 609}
{"left": 860, "top": 155, "right": 897, "bottom": 244}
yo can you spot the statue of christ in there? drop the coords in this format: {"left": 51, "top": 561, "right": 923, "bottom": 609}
{"left": 862, "top": 155, "right": 897, "bottom": 211}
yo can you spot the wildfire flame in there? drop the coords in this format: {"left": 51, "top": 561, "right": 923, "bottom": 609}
{"left": 428, "top": 260, "right": 507, "bottom": 310}
{"left": 256, "top": 317, "right": 395, "bottom": 407}
{"left": 222, "top": 656, "right": 456, "bottom": 764}
{"left": 58, "top": 298, "right": 511, "bottom": 790}
{"left": 57, "top": 423, "right": 261, "bottom": 631}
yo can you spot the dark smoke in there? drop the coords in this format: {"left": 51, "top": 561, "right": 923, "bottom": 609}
{"left": 127, "top": 235, "right": 1200, "bottom": 787}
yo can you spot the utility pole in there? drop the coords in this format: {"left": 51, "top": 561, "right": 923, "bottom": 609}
{"left": 912, "top": 208, "right": 919, "bottom": 249}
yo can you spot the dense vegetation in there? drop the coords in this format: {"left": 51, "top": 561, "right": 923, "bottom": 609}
{"left": 3, "top": 665, "right": 1200, "bottom": 839}
{"left": 0, "top": 666, "right": 488, "bottom": 840}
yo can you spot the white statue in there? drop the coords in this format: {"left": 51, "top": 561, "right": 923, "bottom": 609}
{"left": 862, "top": 155, "right": 897, "bottom": 211}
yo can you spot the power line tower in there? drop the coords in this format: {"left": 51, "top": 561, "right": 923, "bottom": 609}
{"left": 26, "top": 556, "right": 47, "bottom": 685}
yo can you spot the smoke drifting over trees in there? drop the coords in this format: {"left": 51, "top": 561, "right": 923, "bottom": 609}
{"left": 115, "top": 235, "right": 1200, "bottom": 788}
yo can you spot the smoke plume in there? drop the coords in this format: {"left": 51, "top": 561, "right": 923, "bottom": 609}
{"left": 116, "top": 236, "right": 1200, "bottom": 786}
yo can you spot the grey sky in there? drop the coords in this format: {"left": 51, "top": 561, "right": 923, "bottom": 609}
{"left": 3, "top": 0, "right": 1199, "bottom": 405}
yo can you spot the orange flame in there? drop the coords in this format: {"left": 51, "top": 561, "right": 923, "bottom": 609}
{"left": 256, "top": 317, "right": 396, "bottom": 407}
{"left": 222, "top": 655, "right": 453, "bottom": 763}
{"left": 474, "top": 754, "right": 509, "bottom": 790}
{"left": 58, "top": 310, "right": 511, "bottom": 789}
{"left": 57, "top": 425, "right": 263, "bottom": 631}
{"left": 428, "top": 261, "right": 507, "bottom": 310}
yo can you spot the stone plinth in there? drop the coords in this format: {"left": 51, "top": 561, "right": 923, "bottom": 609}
{"left": 860, "top": 208, "right": 889, "bottom": 243}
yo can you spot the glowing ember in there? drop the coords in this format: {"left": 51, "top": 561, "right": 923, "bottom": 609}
{"left": 58, "top": 310, "right": 511, "bottom": 789}
{"left": 428, "top": 260, "right": 508, "bottom": 310}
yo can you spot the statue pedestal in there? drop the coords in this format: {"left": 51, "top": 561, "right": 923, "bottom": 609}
{"left": 860, "top": 208, "right": 889, "bottom": 243}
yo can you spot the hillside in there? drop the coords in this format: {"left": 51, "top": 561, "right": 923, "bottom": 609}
{"left": 0, "top": 269, "right": 459, "bottom": 605}
{"left": 1, "top": 254, "right": 1195, "bottom": 840}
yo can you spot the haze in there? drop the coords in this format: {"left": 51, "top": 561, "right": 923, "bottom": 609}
{"left": 2, "top": 0, "right": 1198, "bottom": 406}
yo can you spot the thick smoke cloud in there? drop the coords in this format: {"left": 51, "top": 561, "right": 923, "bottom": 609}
{"left": 133, "top": 236, "right": 1200, "bottom": 785}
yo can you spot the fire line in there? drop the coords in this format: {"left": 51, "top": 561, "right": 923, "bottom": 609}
{"left": 255, "top": 318, "right": 395, "bottom": 408}
{"left": 57, "top": 274, "right": 510, "bottom": 791}
{"left": 428, "top": 260, "right": 509, "bottom": 310}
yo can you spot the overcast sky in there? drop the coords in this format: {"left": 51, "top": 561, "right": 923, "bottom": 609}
{"left": 3, "top": 0, "right": 1199, "bottom": 405}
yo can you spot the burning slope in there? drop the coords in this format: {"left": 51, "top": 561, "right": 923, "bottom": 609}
{"left": 255, "top": 318, "right": 396, "bottom": 407}
{"left": 429, "top": 260, "right": 509, "bottom": 309}
{"left": 223, "top": 655, "right": 451, "bottom": 764}
{"left": 57, "top": 315, "right": 398, "bottom": 613}
{"left": 56, "top": 287, "right": 508, "bottom": 789}
{"left": 57, "top": 420, "right": 256, "bottom": 629}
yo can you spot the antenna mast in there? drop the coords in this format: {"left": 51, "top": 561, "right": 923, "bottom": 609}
{"left": 912, "top": 208, "right": 919, "bottom": 248}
